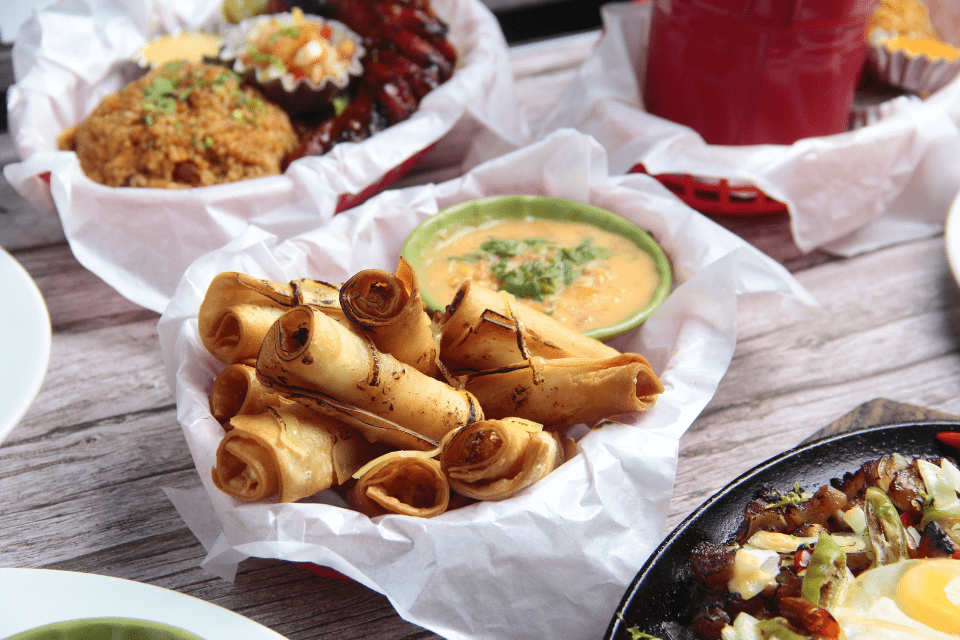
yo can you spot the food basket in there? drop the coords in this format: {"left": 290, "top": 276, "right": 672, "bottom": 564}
{"left": 157, "top": 128, "right": 814, "bottom": 640}
{"left": 3, "top": 0, "right": 525, "bottom": 313}
{"left": 513, "top": 0, "right": 960, "bottom": 253}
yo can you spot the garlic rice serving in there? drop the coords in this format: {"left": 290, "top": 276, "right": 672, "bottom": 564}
{"left": 58, "top": 61, "right": 299, "bottom": 188}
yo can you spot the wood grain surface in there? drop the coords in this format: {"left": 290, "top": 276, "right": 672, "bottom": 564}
{"left": 4, "top": 27, "right": 960, "bottom": 640}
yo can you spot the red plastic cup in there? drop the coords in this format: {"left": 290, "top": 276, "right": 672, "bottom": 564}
{"left": 644, "top": 0, "right": 879, "bottom": 145}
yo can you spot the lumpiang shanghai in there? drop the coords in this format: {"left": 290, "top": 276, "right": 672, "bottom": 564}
{"left": 7, "top": 0, "right": 960, "bottom": 639}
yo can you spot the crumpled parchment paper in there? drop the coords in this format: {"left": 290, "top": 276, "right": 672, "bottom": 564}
{"left": 503, "top": 0, "right": 960, "bottom": 257}
{"left": 3, "top": 0, "right": 526, "bottom": 313}
{"left": 157, "top": 129, "right": 815, "bottom": 640}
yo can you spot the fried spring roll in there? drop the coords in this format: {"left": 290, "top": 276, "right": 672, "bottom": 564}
{"left": 209, "top": 363, "right": 287, "bottom": 425}
{"left": 464, "top": 354, "right": 664, "bottom": 429}
{"left": 439, "top": 417, "right": 572, "bottom": 501}
{"left": 438, "top": 282, "right": 620, "bottom": 371}
{"left": 441, "top": 308, "right": 575, "bottom": 372}
{"left": 256, "top": 305, "right": 484, "bottom": 450}
{"left": 339, "top": 258, "right": 439, "bottom": 376}
{"left": 347, "top": 451, "right": 449, "bottom": 517}
{"left": 212, "top": 404, "right": 373, "bottom": 502}
{"left": 198, "top": 271, "right": 342, "bottom": 365}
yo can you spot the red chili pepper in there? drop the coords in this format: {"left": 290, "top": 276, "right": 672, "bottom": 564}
{"left": 937, "top": 432, "right": 960, "bottom": 450}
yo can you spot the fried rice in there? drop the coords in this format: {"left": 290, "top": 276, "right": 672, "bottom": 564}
{"left": 58, "top": 61, "right": 299, "bottom": 188}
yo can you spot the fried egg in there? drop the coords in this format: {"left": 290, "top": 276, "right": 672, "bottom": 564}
{"left": 834, "top": 558, "right": 960, "bottom": 639}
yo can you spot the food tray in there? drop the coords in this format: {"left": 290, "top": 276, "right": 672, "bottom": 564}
{"left": 631, "top": 163, "right": 788, "bottom": 217}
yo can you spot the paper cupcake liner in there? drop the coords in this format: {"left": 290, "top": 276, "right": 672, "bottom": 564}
{"left": 868, "top": 29, "right": 960, "bottom": 94}
{"left": 847, "top": 83, "right": 918, "bottom": 129}
{"left": 220, "top": 12, "right": 365, "bottom": 115}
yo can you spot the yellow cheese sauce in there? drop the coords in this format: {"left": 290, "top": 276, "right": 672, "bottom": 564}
{"left": 138, "top": 32, "right": 223, "bottom": 67}
{"left": 421, "top": 218, "right": 661, "bottom": 333}
{"left": 880, "top": 34, "right": 960, "bottom": 61}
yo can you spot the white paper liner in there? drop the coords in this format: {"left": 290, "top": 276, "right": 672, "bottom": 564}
{"left": 157, "top": 129, "right": 815, "bottom": 640}
{"left": 3, "top": 0, "right": 527, "bottom": 313}
{"left": 484, "top": 1, "right": 960, "bottom": 258}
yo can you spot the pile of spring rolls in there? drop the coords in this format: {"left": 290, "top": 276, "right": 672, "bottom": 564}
{"left": 197, "top": 258, "right": 665, "bottom": 517}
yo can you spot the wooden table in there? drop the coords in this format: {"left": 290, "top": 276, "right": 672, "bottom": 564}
{"left": 3, "top": 29, "right": 960, "bottom": 640}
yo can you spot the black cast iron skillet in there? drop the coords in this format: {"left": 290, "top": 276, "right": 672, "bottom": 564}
{"left": 603, "top": 421, "right": 960, "bottom": 640}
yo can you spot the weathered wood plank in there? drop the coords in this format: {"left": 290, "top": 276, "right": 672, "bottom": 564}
{"left": 14, "top": 243, "right": 158, "bottom": 331}
{"left": 666, "top": 234, "right": 960, "bottom": 530}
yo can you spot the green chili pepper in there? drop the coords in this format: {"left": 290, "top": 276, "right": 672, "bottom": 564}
{"left": 801, "top": 531, "right": 847, "bottom": 609}
{"left": 865, "top": 485, "right": 911, "bottom": 566}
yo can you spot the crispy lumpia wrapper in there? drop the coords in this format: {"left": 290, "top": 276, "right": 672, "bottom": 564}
{"left": 256, "top": 305, "right": 483, "bottom": 450}
{"left": 340, "top": 258, "right": 439, "bottom": 376}
{"left": 464, "top": 354, "right": 664, "bottom": 429}
{"left": 438, "top": 282, "right": 620, "bottom": 370}
{"left": 209, "top": 363, "right": 287, "bottom": 425}
{"left": 439, "top": 417, "right": 571, "bottom": 501}
{"left": 198, "top": 272, "right": 342, "bottom": 365}
{"left": 347, "top": 451, "right": 450, "bottom": 518}
{"left": 212, "top": 404, "right": 373, "bottom": 503}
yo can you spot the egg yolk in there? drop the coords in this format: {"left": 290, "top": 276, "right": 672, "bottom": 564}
{"left": 895, "top": 558, "right": 960, "bottom": 634}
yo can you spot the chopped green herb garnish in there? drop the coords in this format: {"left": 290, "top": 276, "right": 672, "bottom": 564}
{"left": 247, "top": 46, "right": 273, "bottom": 64}
{"left": 450, "top": 236, "right": 610, "bottom": 302}
{"left": 492, "top": 257, "right": 564, "bottom": 301}
{"left": 161, "top": 60, "right": 186, "bottom": 73}
{"left": 560, "top": 237, "right": 607, "bottom": 267}
{"left": 616, "top": 616, "right": 661, "bottom": 640}
{"left": 332, "top": 95, "right": 350, "bottom": 116}
{"left": 270, "top": 26, "right": 301, "bottom": 44}
{"left": 245, "top": 44, "right": 287, "bottom": 73}
{"left": 141, "top": 75, "right": 178, "bottom": 114}
{"left": 203, "top": 136, "right": 214, "bottom": 148}
{"left": 481, "top": 237, "right": 551, "bottom": 258}
{"left": 766, "top": 482, "right": 812, "bottom": 509}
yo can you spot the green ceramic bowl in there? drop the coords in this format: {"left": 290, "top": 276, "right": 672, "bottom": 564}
{"left": 401, "top": 195, "right": 673, "bottom": 341}
{"left": 7, "top": 618, "right": 205, "bottom": 640}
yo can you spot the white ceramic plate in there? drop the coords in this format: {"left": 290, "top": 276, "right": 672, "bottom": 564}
{"left": 0, "top": 568, "right": 288, "bottom": 639}
{"left": 946, "top": 189, "right": 960, "bottom": 286}
{"left": 0, "top": 247, "right": 51, "bottom": 444}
